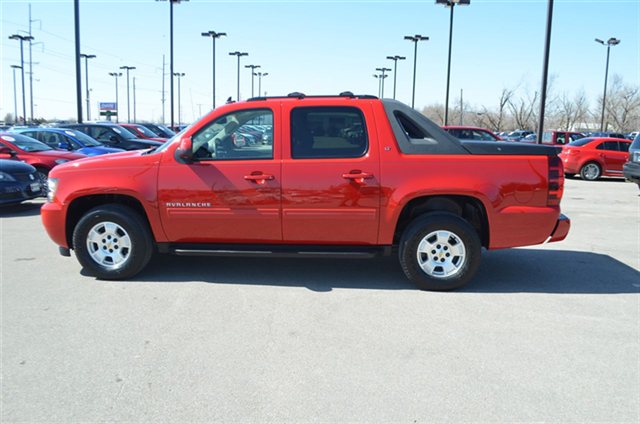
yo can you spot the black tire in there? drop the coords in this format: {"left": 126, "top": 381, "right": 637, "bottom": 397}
{"left": 72, "top": 204, "right": 153, "bottom": 279}
{"left": 564, "top": 173, "right": 575, "bottom": 179}
{"left": 579, "top": 162, "right": 601, "bottom": 181}
{"left": 399, "top": 213, "right": 481, "bottom": 291}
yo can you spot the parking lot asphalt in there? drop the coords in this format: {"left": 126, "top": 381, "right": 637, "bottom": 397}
{"left": 1, "top": 177, "right": 639, "bottom": 423}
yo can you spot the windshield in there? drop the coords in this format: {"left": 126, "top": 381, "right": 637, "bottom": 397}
{"left": 156, "top": 124, "right": 175, "bottom": 136}
{"left": 65, "top": 130, "right": 102, "bottom": 146}
{"left": 569, "top": 137, "right": 593, "bottom": 147}
{"left": 111, "top": 125, "right": 137, "bottom": 140}
{"left": 131, "top": 125, "right": 158, "bottom": 138}
{"left": 1, "top": 133, "right": 52, "bottom": 152}
{"left": 631, "top": 133, "right": 640, "bottom": 149}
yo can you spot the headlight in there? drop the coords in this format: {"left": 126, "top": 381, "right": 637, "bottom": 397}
{"left": 54, "top": 159, "right": 69, "bottom": 165}
{"left": 633, "top": 151, "right": 640, "bottom": 163}
{"left": 0, "top": 172, "right": 17, "bottom": 182}
{"left": 47, "top": 178, "right": 59, "bottom": 202}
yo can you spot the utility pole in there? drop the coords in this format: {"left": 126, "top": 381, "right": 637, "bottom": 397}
{"left": 28, "top": 4, "right": 40, "bottom": 122}
{"left": 244, "top": 64, "right": 260, "bottom": 98}
{"left": 11, "top": 65, "right": 21, "bottom": 124}
{"left": 109, "top": 72, "right": 122, "bottom": 123}
{"left": 173, "top": 72, "right": 185, "bottom": 126}
{"left": 536, "top": 0, "right": 554, "bottom": 143}
{"left": 460, "top": 88, "right": 463, "bottom": 125}
{"left": 386, "top": 55, "right": 406, "bottom": 100}
{"left": 255, "top": 72, "right": 268, "bottom": 97}
{"left": 80, "top": 53, "right": 96, "bottom": 121}
{"left": 595, "top": 37, "right": 621, "bottom": 132}
{"left": 375, "top": 67, "right": 392, "bottom": 98}
{"left": 229, "top": 51, "right": 248, "bottom": 101}
{"left": 404, "top": 34, "right": 429, "bottom": 109}
{"left": 161, "top": 55, "right": 166, "bottom": 124}
{"left": 120, "top": 65, "right": 136, "bottom": 123}
{"left": 201, "top": 30, "right": 226, "bottom": 109}
{"left": 8, "top": 34, "right": 33, "bottom": 124}
{"left": 74, "top": 0, "right": 82, "bottom": 123}
{"left": 133, "top": 76, "right": 137, "bottom": 122}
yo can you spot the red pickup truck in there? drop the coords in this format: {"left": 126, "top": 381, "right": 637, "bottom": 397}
{"left": 41, "top": 93, "right": 570, "bottom": 290}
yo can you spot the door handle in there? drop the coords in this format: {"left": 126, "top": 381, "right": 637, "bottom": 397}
{"left": 342, "top": 171, "right": 374, "bottom": 184}
{"left": 244, "top": 173, "right": 274, "bottom": 184}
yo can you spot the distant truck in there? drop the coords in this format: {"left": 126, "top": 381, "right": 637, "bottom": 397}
{"left": 541, "top": 131, "right": 585, "bottom": 146}
{"left": 41, "top": 93, "right": 570, "bottom": 291}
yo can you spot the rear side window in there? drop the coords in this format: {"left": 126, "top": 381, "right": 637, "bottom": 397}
{"left": 596, "top": 141, "right": 619, "bottom": 151}
{"left": 290, "top": 107, "right": 367, "bottom": 159}
{"left": 618, "top": 141, "right": 630, "bottom": 152}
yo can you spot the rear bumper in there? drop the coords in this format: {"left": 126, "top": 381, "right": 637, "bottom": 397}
{"left": 623, "top": 161, "right": 640, "bottom": 184}
{"left": 548, "top": 213, "right": 570, "bottom": 243}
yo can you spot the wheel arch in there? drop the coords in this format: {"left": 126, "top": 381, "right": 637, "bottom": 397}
{"left": 393, "top": 195, "right": 489, "bottom": 248}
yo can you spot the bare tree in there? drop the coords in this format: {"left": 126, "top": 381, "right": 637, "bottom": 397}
{"left": 482, "top": 88, "right": 514, "bottom": 132}
{"left": 508, "top": 90, "right": 538, "bottom": 130}
{"left": 603, "top": 75, "right": 640, "bottom": 132}
{"left": 557, "top": 89, "right": 588, "bottom": 130}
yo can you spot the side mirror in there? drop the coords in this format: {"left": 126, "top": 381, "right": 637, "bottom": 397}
{"left": 175, "top": 136, "right": 193, "bottom": 164}
{"left": 58, "top": 141, "right": 72, "bottom": 150}
{"left": 0, "top": 146, "right": 16, "bottom": 157}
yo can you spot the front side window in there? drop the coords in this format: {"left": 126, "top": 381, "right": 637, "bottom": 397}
{"left": 192, "top": 108, "right": 273, "bottom": 160}
{"left": 290, "top": 107, "right": 368, "bottom": 159}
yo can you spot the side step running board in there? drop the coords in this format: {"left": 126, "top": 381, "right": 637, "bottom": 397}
{"left": 158, "top": 244, "right": 393, "bottom": 259}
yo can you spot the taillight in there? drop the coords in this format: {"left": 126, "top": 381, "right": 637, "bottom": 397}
{"left": 547, "top": 155, "right": 564, "bottom": 207}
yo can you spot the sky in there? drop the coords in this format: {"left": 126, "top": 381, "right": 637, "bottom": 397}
{"left": 1, "top": 0, "right": 639, "bottom": 124}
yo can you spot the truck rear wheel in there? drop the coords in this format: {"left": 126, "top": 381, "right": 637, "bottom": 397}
{"left": 399, "top": 213, "right": 481, "bottom": 291}
{"left": 72, "top": 204, "right": 153, "bottom": 280}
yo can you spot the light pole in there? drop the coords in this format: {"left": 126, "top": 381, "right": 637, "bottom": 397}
{"left": 254, "top": 72, "right": 268, "bottom": 97}
{"left": 386, "top": 55, "right": 406, "bottom": 100}
{"left": 120, "top": 65, "right": 136, "bottom": 123}
{"left": 536, "top": 0, "right": 554, "bottom": 144}
{"left": 201, "top": 30, "right": 226, "bottom": 109}
{"left": 10, "top": 65, "right": 21, "bottom": 124}
{"left": 373, "top": 74, "right": 388, "bottom": 98}
{"left": 595, "top": 37, "right": 620, "bottom": 132}
{"left": 229, "top": 51, "right": 248, "bottom": 101}
{"left": 74, "top": 0, "right": 82, "bottom": 123}
{"left": 404, "top": 34, "right": 429, "bottom": 109}
{"left": 173, "top": 72, "right": 185, "bottom": 126}
{"left": 133, "top": 77, "right": 137, "bottom": 122}
{"left": 436, "top": 0, "right": 470, "bottom": 126}
{"left": 156, "top": 0, "right": 189, "bottom": 129}
{"left": 375, "top": 67, "right": 392, "bottom": 98}
{"left": 245, "top": 65, "right": 261, "bottom": 98}
{"left": 108, "top": 72, "right": 122, "bottom": 122}
{"left": 9, "top": 34, "right": 34, "bottom": 124}
{"left": 80, "top": 53, "right": 96, "bottom": 121}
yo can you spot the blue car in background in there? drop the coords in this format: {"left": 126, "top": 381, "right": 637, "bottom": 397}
{"left": 11, "top": 128, "right": 125, "bottom": 156}
{"left": 0, "top": 159, "right": 44, "bottom": 206}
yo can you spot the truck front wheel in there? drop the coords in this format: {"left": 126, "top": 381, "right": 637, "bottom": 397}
{"left": 72, "top": 204, "right": 153, "bottom": 280}
{"left": 399, "top": 213, "right": 481, "bottom": 291}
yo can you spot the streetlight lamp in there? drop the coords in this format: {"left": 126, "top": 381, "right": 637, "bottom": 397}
{"left": 120, "top": 65, "right": 136, "bottom": 123}
{"left": 436, "top": 0, "right": 471, "bottom": 126}
{"left": 254, "top": 72, "right": 268, "bottom": 97}
{"left": 229, "top": 51, "right": 248, "bottom": 101}
{"left": 373, "top": 74, "right": 388, "bottom": 98}
{"left": 375, "top": 67, "right": 392, "bottom": 98}
{"left": 173, "top": 72, "right": 185, "bottom": 126}
{"left": 108, "top": 72, "right": 122, "bottom": 123}
{"left": 80, "top": 53, "right": 96, "bottom": 121}
{"left": 8, "top": 34, "right": 34, "bottom": 124}
{"left": 244, "top": 64, "right": 260, "bottom": 98}
{"left": 10, "top": 65, "right": 22, "bottom": 124}
{"left": 201, "top": 30, "right": 226, "bottom": 110}
{"left": 595, "top": 37, "right": 621, "bottom": 131}
{"left": 156, "top": 0, "right": 189, "bottom": 129}
{"left": 386, "top": 55, "right": 406, "bottom": 100}
{"left": 404, "top": 34, "right": 429, "bottom": 109}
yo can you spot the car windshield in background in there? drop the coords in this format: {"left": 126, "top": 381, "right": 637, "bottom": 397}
{"left": 133, "top": 125, "right": 158, "bottom": 137}
{"left": 4, "top": 134, "right": 53, "bottom": 152}
{"left": 569, "top": 138, "right": 593, "bottom": 147}
{"left": 111, "top": 126, "right": 137, "bottom": 140}
{"left": 66, "top": 130, "right": 102, "bottom": 146}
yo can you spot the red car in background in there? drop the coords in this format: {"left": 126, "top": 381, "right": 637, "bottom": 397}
{"left": 559, "top": 137, "right": 631, "bottom": 180}
{"left": 541, "top": 130, "right": 585, "bottom": 146}
{"left": 442, "top": 126, "right": 501, "bottom": 141}
{"left": 119, "top": 124, "right": 167, "bottom": 142}
{"left": 0, "top": 133, "right": 86, "bottom": 184}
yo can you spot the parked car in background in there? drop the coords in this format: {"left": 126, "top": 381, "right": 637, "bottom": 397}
{"left": 168, "top": 124, "right": 189, "bottom": 133}
{"left": 57, "top": 123, "right": 162, "bottom": 151}
{"left": 442, "top": 126, "right": 501, "bottom": 141}
{"left": 11, "top": 128, "right": 125, "bottom": 156}
{"left": 120, "top": 123, "right": 168, "bottom": 142}
{"left": 504, "top": 130, "right": 534, "bottom": 141}
{"left": 585, "top": 131, "right": 626, "bottom": 139}
{"left": 519, "top": 133, "right": 538, "bottom": 143}
{"left": 0, "top": 159, "right": 44, "bottom": 205}
{"left": 559, "top": 137, "right": 631, "bottom": 180}
{"left": 626, "top": 131, "right": 638, "bottom": 141}
{"left": 540, "top": 130, "right": 585, "bottom": 146}
{"left": 136, "top": 123, "right": 176, "bottom": 139}
{"left": 623, "top": 133, "right": 640, "bottom": 188}
{"left": 0, "top": 133, "right": 86, "bottom": 183}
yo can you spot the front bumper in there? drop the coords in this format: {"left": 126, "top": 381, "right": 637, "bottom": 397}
{"left": 41, "top": 201, "right": 69, "bottom": 248}
{"left": 623, "top": 161, "right": 640, "bottom": 184}
{"left": 548, "top": 213, "right": 570, "bottom": 243}
{"left": 0, "top": 181, "right": 44, "bottom": 205}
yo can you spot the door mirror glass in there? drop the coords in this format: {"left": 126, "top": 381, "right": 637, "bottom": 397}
{"left": 175, "top": 136, "right": 193, "bottom": 163}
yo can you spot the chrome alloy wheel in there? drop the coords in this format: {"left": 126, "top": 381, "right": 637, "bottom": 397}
{"left": 582, "top": 163, "right": 600, "bottom": 180}
{"left": 86, "top": 221, "right": 132, "bottom": 269}
{"left": 416, "top": 230, "right": 466, "bottom": 278}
